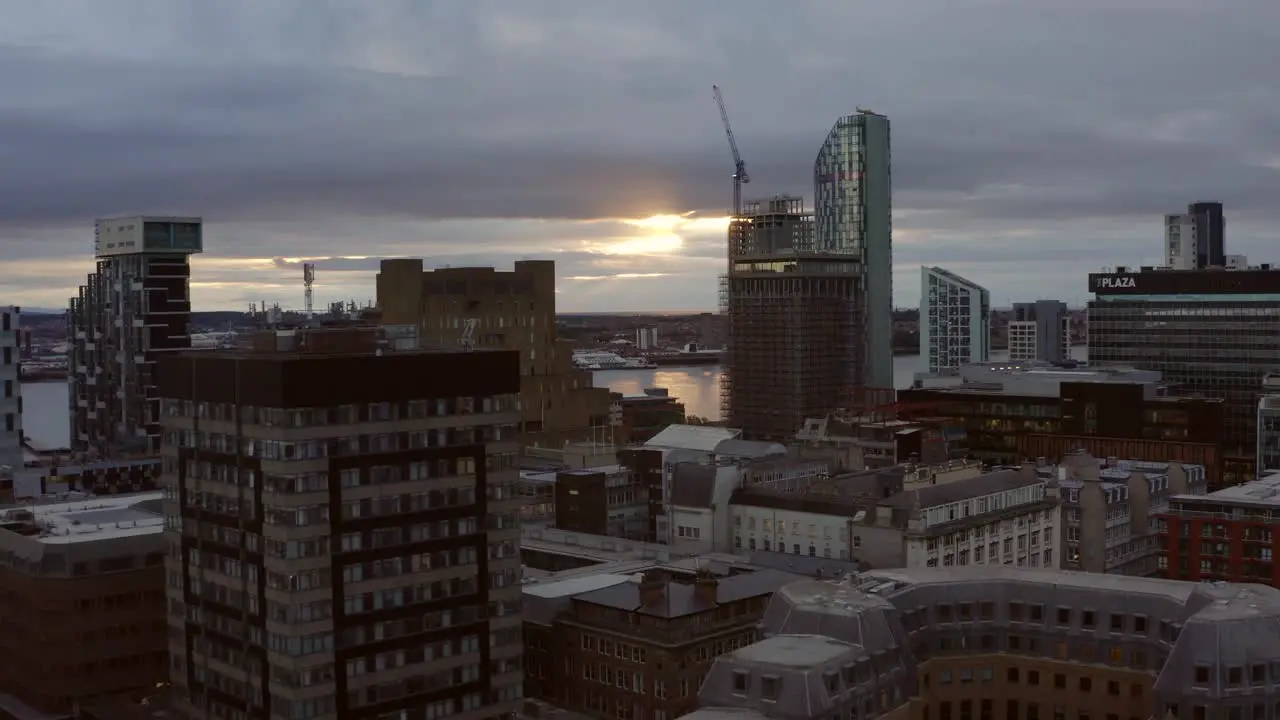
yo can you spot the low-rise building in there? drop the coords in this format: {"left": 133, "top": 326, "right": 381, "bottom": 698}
{"left": 0, "top": 492, "right": 168, "bottom": 716}
{"left": 555, "top": 464, "right": 649, "bottom": 540}
{"left": 1053, "top": 452, "right": 1207, "bottom": 576}
{"left": 686, "top": 566, "right": 1280, "bottom": 720}
{"left": 900, "top": 362, "right": 1224, "bottom": 470}
{"left": 796, "top": 414, "right": 957, "bottom": 471}
{"left": 611, "top": 389, "right": 685, "bottom": 445}
{"left": 1159, "top": 471, "right": 1280, "bottom": 586}
{"left": 523, "top": 566, "right": 800, "bottom": 720}
{"left": 730, "top": 463, "right": 1061, "bottom": 569}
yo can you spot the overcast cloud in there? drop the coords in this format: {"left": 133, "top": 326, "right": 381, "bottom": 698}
{"left": 2, "top": 0, "right": 1278, "bottom": 312}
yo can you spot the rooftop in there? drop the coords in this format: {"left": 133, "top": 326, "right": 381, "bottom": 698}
{"left": 645, "top": 424, "right": 741, "bottom": 453}
{"left": 573, "top": 568, "right": 801, "bottom": 618}
{"left": 912, "top": 361, "right": 1163, "bottom": 397}
{"left": 522, "top": 573, "right": 634, "bottom": 600}
{"left": 0, "top": 492, "right": 164, "bottom": 544}
{"left": 1174, "top": 472, "right": 1280, "bottom": 509}
{"left": 733, "top": 634, "right": 856, "bottom": 669}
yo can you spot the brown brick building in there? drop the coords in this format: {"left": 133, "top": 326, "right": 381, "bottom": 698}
{"left": 900, "top": 366, "right": 1223, "bottom": 472}
{"left": 1159, "top": 473, "right": 1280, "bottom": 586}
{"left": 0, "top": 493, "right": 168, "bottom": 716}
{"left": 523, "top": 568, "right": 798, "bottom": 720}
{"left": 377, "top": 258, "right": 612, "bottom": 448}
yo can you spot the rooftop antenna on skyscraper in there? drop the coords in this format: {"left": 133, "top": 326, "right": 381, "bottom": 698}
{"left": 712, "top": 85, "right": 750, "bottom": 216}
{"left": 303, "top": 263, "right": 315, "bottom": 321}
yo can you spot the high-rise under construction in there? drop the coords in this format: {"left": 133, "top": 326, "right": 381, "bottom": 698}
{"left": 721, "top": 111, "right": 893, "bottom": 441}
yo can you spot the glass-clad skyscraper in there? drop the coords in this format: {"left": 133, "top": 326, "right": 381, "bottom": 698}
{"left": 813, "top": 110, "right": 893, "bottom": 390}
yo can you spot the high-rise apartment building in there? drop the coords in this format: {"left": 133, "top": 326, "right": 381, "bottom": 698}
{"left": 721, "top": 110, "right": 893, "bottom": 440}
{"left": 721, "top": 196, "right": 862, "bottom": 440}
{"left": 376, "top": 258, "right": 611, "bottom": 448}
{"left": 69, "top": 216, "right": 202, "bottom": 458}
{"left": 1, "top": 306, "right": 20, "bottom": 472}
{"left": 1008, "top": 300, "right": 1070, "bottom": 363}
{"left": 1088, "top": 266, "right": 1280, "bottom": 483}
{"left": 919, "top": 267, "right": 990, "bottom": 373}
{"left": 1165, "top": 201, "right": 1225, "bottom": 270}
{"left": 814, "top": 109, "right": 894, "bottom": 391}
{"left": 157, "top": 327, "right": 525, "bottom": 720}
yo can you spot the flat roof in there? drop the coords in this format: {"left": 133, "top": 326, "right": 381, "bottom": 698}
{"left": 522, "top": 573, "right": 634, "bottom": 599}
{"left": 1174, "top": 473, "right": 1280, "bottom": 508}
{"left": 7, "top": 492, "right": 165, "bottom": 544}
{"left": 732, "top": 634, "right": 857, "bottom": 668}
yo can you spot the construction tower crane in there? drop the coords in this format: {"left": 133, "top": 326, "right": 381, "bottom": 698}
{"left": 712, "top": 85, "right": 750, "bottom": 216}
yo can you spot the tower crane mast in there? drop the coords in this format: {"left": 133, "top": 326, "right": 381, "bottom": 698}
{"left": 712, "top": 85, "right": 750, "bottom": 216}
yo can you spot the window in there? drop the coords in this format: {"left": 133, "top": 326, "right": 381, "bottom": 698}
{"left": 1110, "top": 613, "right": 1125, "bottom": 632}
{"left": 1229, "top": 667, "right": 1243, "bottom": 687}
{"left": 937, "top": 605, "right": 953, "bottom": 622}
{"left": 1079, "top": 676, "right": 1092, "bottom": 692}
{"left": 1007, "top": 668, "right": 1019, "bottom": 683}
{"left": 1029, "top": 603, "right": 1044, "bottom": 621}
{"left": 760, "top": 676, "right": 780, "bottom": 701}
{"left": 1109, "top": 647, "right": 1124, "bottom": 664}
{"left": 1009, "top": 602, "right": 1024, "bottom": 621}
{"left": 1054, "top": 674, "right": 1066, "bottom": 689}
{"left": 1194, "top": 666, "right": 1210, "bottom": 686}
{"left": 979, "top": 601, "right": 995, "bottom": 620}
{"left": 1027, "top": 670, "right": 1040, "bottom": 686}
{"left": 1107, "top": 681, "right": 1120, "bottom": 696}
{"left": 731, "top": 671, "right": 749, "bottom": 694}
{"left": 1082, "top": 610, "right": 1095, "bottom": 628}
{"left": 1133, "top": 615, "right": 1148, "bottom": 633}
{"left": 1056, "top": 607, "right": 1071, "bottom": 626}
{"left": 958, "top": 603, "right": 973, "bottom": 620}
{"left": 1252, "top": 664, "right": 1267, "bottom": 685}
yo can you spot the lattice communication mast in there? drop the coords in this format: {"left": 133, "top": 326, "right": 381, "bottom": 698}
{"left": 712, "top": 85, "right": 750, "bottom": 216}
{"left": 302, "top": 262, "right": 315, "bottom": 320}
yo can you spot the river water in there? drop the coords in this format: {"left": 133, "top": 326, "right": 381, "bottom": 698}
{"left": 17, "top": 349, "right": 1087, "bottom": 447}
{"left": 594, "top": 347, "right": 1089, "bottom": 421}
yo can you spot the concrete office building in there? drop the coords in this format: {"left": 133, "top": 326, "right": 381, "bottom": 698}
{"left": 157, "top": 326, "right": 525, "bottom": 720}
{"left": 0, "top": 492, "right": 168, "bottom": 715}
{"left": 730, "top": 463, "right": 1060, "bottom": 570}
{"left": 685, "top": 567, "right": 1280, "bottom": 720}
{"left": 0, "top": 306, "right": 20, "bottom": 472}
{"left": 1087, "top": 265, "right": 1280, "bottom": 483}
{"left": 901, "top": 362, "right": 1224, "bottom": 476}
{"left": 69, "top": 217, "right": 203, "bottom": 458}
{"left": 377, "top": 258, "right": 611, "bottom": 449}
{"left": 1257, "top": 374, "right": 1280, "bottom": 476}
{"left": 919, "top": 267, "right": 990, "bottom": 373}
{"left": 1165, "top": 202, "right": 1226, "bottom": 270}
{"left": 1008, "top": 300, "right": 1070, "bottom": 363}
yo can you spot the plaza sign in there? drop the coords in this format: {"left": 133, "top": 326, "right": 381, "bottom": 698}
{"left": 1097, "top": 276, "right": 1136, "bottom": 289}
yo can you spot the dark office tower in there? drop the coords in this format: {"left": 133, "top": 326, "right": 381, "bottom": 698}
{"left": 1087, "top": 266, "right": 1280, "bottom": 484}
{"left": 721, "top": 196, "right": 859, "bottom": 441}
{"left": 1009, "top": 300, "right": 1070, "bottom": 363}
{"left": 1164, "top": 202, "right": 1226, "bottom": 270}
{"left": 69, "top": 216, "right": 202, "bottom": 458}
{"left": 158, "top": 326, "right": 524, "bottom": 720}
{"left": 813, "top": 109, "right": 894, "bottom": 391}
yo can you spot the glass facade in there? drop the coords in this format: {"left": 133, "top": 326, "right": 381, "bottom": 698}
{"left": 1088, "top": 298, "right": 1280, "bottom": 479}
{"left": 813, "top": 111, "right": 894, "bottom": 390}
{"left": 921, "top": 267, "right": 991, "bottom": 373}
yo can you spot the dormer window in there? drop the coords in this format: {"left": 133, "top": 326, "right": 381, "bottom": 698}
{"left": 824, "top": 671, "right": 840, "bottom": 696}
{"left": 731, "top": 670, "right": 749, "bottom": 695}
{"left": 761, "top": 675, "right": 781, "bottom": 701}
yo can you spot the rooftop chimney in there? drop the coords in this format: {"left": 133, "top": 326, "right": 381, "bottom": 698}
{"left": 638, "top": 570, "right": 666, "bottom": 607}
{"left": 694, "top": 569, "right": 720, "bottom": 605}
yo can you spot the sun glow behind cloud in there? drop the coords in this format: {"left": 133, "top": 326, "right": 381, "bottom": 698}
{"left": 586, "top": 212, "right": 730, "bottom": 256}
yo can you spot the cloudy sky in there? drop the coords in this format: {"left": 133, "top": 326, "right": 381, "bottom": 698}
{"left": 2, "top": 1, "right": 1278, "bottom": 313}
